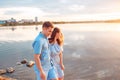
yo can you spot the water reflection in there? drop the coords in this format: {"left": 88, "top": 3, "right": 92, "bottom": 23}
{"left": 35, "top": 26, "right": 38, "bottom": 31}
{"left": 11, "top": 27, "right": 16, "bottom": 31}
{"left": 1, "top": 23, "right": 120, "bottom": 80}
{"left": 1, "top": 23, "right": 120, "bottom": 42}
{"left": 0, "top": 25, "right": 41, "bottom": 41}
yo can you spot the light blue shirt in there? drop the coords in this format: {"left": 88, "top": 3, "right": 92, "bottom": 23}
{"left": 32, "top": 32, "right": 51, "bottom": 71}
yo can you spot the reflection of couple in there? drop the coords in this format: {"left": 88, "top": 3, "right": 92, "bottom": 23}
{"left": 32, "top": 21, "right": 64, "bottom": 80}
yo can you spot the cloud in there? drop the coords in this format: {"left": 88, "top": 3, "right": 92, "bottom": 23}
{"left": 0, "top": 7, "right": 61, "bottom": 21}
{"left": 68, "top": 4, "right": 86, "bottom": 12}
{"left": 4, "top": 11, "right": 22, "bottom": 15}
{"left": 0, "top": 7, "right": 46, "bottom": 20}
{"left": 58, "top": 0, "right": 68, "bottom": 3}
{"left": 46, "top": 12, "right": 120, "bottom": 21}
{"left": 0, "top": 0, "right": 120, "bottom": 21}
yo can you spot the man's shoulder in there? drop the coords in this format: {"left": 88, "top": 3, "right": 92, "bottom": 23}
{"left": 35, "top": 37, "right": 44, "bottom": 42}
{"left": 35, "top": 34, "right": 43, "bottom": 40}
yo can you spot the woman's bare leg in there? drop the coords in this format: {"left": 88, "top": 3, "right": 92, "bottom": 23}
{"left": 58, "top": 77, "right": 64, "bottom": 80}
{"left": 51, "top": 78, "right": 58, "bottom": 80}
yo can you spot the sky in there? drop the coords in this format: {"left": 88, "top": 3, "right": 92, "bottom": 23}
{"left": 0, "top": 0, "right": 120, "bottom": 21}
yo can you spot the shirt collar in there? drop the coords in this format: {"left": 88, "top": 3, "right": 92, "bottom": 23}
{"left": 40, "top": 32, "right": 47, "bottom": 39}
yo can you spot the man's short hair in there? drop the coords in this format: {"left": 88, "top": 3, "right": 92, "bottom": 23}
{"left": 42, "top": 21, "right": 54, "bottom": 28}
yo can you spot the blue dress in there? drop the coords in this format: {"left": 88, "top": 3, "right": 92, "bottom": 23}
{"left": 49, "top": 43, "right": 64, "bottom": 78}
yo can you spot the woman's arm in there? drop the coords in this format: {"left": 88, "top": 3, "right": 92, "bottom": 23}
{"left": 59, "top": 51, "right": 65, "bottom": 70}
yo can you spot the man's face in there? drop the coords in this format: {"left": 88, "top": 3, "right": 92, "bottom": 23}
{"left": 44, "top": 27, "right": 53, "bottom": 37}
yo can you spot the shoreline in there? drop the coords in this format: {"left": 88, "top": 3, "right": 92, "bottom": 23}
{"left": 0, "top": 21, "right": 120, "bottom": 27}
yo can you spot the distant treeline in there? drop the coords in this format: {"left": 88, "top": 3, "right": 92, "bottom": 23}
{"left": 0, "top": 19, "right": 120, "bottom": 27}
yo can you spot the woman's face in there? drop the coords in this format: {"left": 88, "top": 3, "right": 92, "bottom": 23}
{"left": 55, "top": 32, "right": 61, "bottom": 39}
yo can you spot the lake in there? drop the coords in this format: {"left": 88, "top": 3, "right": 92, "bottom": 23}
{"left": 1, "top": 23, "right": 120, "bottom": 80}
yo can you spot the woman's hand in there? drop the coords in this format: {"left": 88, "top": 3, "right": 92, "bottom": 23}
{"left": 61, "top": 64, "right": 65, "bottom": 70}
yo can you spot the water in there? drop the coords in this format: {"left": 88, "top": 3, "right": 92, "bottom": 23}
{"left": 1, "top": 23, "right": 120, "bottom": 80}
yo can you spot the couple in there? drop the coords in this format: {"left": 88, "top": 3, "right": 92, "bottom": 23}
{"left": 32, "top": 21, "right": 64, "bottom": 80}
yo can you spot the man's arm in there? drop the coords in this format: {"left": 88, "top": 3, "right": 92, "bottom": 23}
{"left": 34, "top": 54, "right": 43, "bottom": 72}
{"left": 34, "top": 54, "right": 46, "bottom": 80}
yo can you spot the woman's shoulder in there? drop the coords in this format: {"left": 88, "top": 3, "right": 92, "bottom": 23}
{"left": 49, "top": 43, "right": 60, "bottom": 47}
{"left": 49, "top": 42, "right": 54, "bottom": 46}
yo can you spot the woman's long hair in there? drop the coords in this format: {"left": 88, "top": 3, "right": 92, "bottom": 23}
{"left": 49, "top": 27, "right": 64, "bottom": 46}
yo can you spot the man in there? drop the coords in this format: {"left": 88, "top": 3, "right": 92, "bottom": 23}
{"left": 32, "top": 21, "right": 54, "bottom": 80}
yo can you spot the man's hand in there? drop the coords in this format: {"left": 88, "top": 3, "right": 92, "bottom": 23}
{"left": 40, "top": 71, "right": 46, "bottom": 80}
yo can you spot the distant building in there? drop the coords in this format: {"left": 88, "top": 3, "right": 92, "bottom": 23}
{"left": 18, "top": 19, "right": 34, "bottom": 24}
{"left": 0, "top": 20, "right": 6, "bottom": 24}
{"left": 7, "top": 18, "right": 16, "bottom": 23}
{"left": 35, "top": 17, "right": 38, "bottom": 23}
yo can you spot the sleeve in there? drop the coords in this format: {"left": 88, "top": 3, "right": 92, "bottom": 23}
{"left": 32, "top": 40, "right": 43, "bottom": 54}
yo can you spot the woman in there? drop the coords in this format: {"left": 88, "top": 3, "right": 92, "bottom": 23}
{"left": 48, "top": 27, "right": 65, "bottom": 80}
